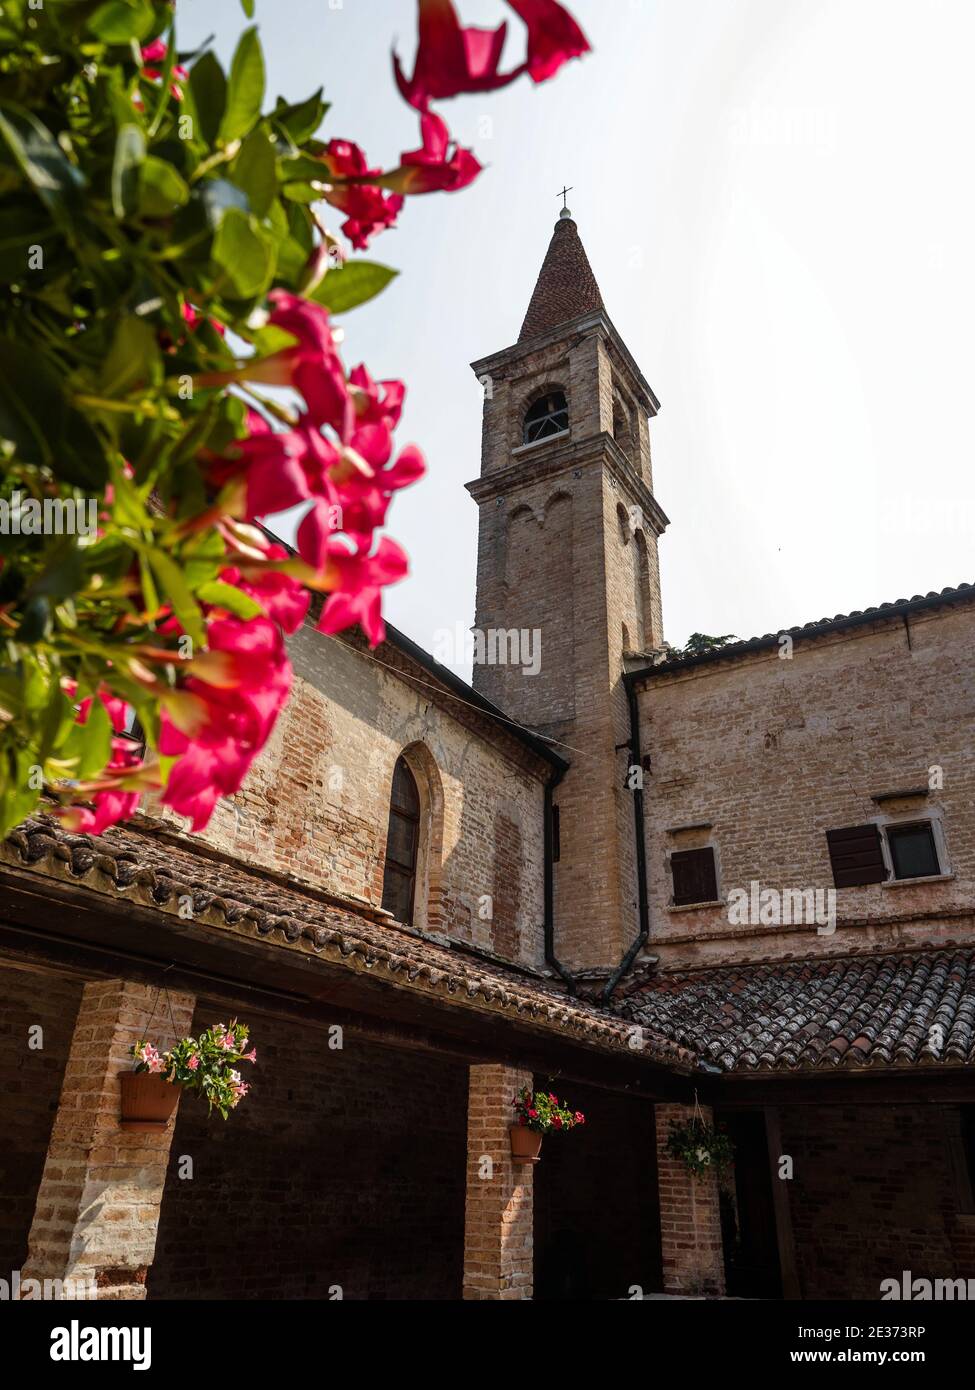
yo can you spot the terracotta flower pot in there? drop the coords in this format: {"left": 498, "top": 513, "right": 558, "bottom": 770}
{"left": 119, "top": 1072, "right": 179, "bottom": 1131}
{"left": 509, "top": 1125, "right": 543, "bottom": 1164}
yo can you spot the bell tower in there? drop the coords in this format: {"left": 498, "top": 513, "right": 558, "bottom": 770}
{"left": 467, "top": 205, "right": 669, "bottom": 972}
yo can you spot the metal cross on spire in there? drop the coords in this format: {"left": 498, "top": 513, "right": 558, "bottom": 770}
{"left": 557, "top": 185, "right": 573, "bottom": 211}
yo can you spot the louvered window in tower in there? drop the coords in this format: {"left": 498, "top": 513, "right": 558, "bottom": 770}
{"left": 523, "top": 391, "right": 568, "bottom": 444}
{"left": 381, "top": 757, "right": 421, "bottom": 925}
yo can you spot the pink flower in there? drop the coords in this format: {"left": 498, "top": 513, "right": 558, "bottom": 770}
{"left": 243, "top": 1048, "right": 257, "bottom": 1064}
{"left": 207, "top": 295, "right": 353, "bottom": 440}
{"left": 508, "top": 0, "right": 590, "bottom": 83}
{"left": 56, "top": 687, "right": 145, "bottom": 835}
{"left": 187, "top": 1054, "right": 200, "bottom": 1071}
{"left": 390, "top": 110, "right": 482, "bottom": 195}
{"left": 321, "top": 140, "right": 404, "bottom": 249}
{"left": 221, "top": 541, "right": 311, "bottom": 636}
{"left": 315, "top": 535, "right": 409, "bottom": 646}
{"left": 140, "top": 40, "right": 189, "bottom": 99}
{"left": 394, "top": 0, "right": 589, "bottom": 110}
{"left": 159, "top": 617, "right": 292, "bottom": 830}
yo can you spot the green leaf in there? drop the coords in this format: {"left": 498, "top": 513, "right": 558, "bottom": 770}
{"left": 148, "top": 548, "right": 206, "bottom": 647}
{"left": 309, "top": 260, "right": 398, "bottom": 314}
{"left": 15, "top": 596, "right": 51, "bottom": 645}
{"left": 62, "top": 698, "right": 113, "bottom": 781}
{"left": 197, "top": 176, "right": 250, "bottom": 230}
{"left": 189, "top": 52, "right": 227, "bottom": 148}
{"left": 100, "top": 315, "right": 161, "bottom": 398}
{"left": 88, "top": 0, "right": 156, "bottom": 43}
{"left": 0, "top": 338, "right": 66, "bottom": 467}
{"left": 219, "top": 27, "right": 265, "bottom": 145}
{"left": 272, "top": 89, "right": 327, "bottom": 145}
{"left": 196, "top": 580, "right": 262, "bottom": 619}
{"left": 111, "top": 123, "right": 146, "bottom": 218}
{"left": 26, "top": 541, "right": 85, "bottom": 602}
{"left": 212, "top": 206, "right": 276, "bottom": 298}
{"left": 240, "top": 0, "right": 256, "bottom": 15}
{"left": 0, "top": 104, "right": 84, "bottom": 223}
{"left": 137, "top": 156, "right": 189, "bottom": 218}
{"left": 231, "top": 128, "right": 276, "bottom": 216}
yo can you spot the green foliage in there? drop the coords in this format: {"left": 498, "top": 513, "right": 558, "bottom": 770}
{"left": 669, "top": 633, "right": 740, "bottom": 660}
{"left": 665, "top": 1117, "right": 734, "bottom": 1178}
{"left": 133, "top": 1019, "right": 255, "bottom": 1120}
{"left": 0, "top": 0, "right": 397, "bottom": 835}
{"left": 511, "top": 1085, "right": 585, "bottom": 1135}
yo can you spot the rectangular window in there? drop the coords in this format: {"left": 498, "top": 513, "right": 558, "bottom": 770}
{"left": 670, "top": 846, "right": 718, "bottom": 906}
{"left": 887, "top": 822, "right": 940, "bottom": 879}
{"left": 825, "top": 824, "right": 887, "bottom": 888}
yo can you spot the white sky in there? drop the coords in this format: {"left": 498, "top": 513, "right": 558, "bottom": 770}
{"left": 180, "top": 0, "right": 975, "bottom": 674}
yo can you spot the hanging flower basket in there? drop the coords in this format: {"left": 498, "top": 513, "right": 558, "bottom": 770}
{"left": 118, "top": 1072, "right": 179, "bottom": 1131}
{"left": 509, "top": 1086, "right": 585, "bottom": 1164}
{"left": 119, "top": 1020, "right": 257, "bottom": 1129}
{"left": 664, "top": 1115, "right": 734, "bottom": 1178}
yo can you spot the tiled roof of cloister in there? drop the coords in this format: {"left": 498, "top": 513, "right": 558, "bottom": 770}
{"left": 2, "top": 815, "right": 696, "bottom": 1072}
{"left": 621, "top": 948, "right": 975, "bottom": 1072}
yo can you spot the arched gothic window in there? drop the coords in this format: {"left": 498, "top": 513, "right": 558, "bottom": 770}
{"left": 523, "top": 390, "right": 568, "bottom": 444}
{"left": 381, "top": 756, "right": 421, "bottom": 924}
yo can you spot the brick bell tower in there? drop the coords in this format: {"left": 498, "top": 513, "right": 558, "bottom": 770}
{"left": 467, "top": 204, "right": 669, "bottom": 973}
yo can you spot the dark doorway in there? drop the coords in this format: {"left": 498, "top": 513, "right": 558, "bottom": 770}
{"left": 533, "top": 1080, "right": 662, "bottom": 1300}
{"left": 717, "top": 1109, "right": 783, "bottom": 1299}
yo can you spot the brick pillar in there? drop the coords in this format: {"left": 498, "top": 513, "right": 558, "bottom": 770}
{"left": 655, "top": 1102, "right": 726, "bottom": 1296}
{"left": 464, "top": 1064, "right": 533, "bottom": 1300}
{"left": 22, "top": 979, "right": 195, "bottom": 1300}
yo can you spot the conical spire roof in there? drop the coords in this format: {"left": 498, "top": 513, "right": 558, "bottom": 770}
{"left": 518, "top": 211, "right": 605, "bottom": 343}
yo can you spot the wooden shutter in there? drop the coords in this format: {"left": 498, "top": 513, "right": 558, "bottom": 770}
{"left": 670, "top": 847, "right": 718, "bottom": 906}
{"left": 825, "top": 824, "right": 887, "bottom": 887}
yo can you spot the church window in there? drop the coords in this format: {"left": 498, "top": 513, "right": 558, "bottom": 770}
{"left": 381, "top": 756, "right": 421, "bottom": 924}
{"left": 670, "top": 847, "right": 718, "bottom": 906}
{"left": 523, "top": 390, "right": 568, "bottom": 443}
{"left": 887, "top": 822, "right": 940, "bottom": 879}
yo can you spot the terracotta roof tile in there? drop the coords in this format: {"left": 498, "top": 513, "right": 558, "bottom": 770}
{"left": 632, "top": 584, "right": 975, "bottom": 678}
{"left": 1, "top": 817, "right": 694, "bottom": 1071}
{"left": 621, "top": 949, "right": 975, "bottom": 1071}
{"left": 518, "top": 216, "right": 604, "bottom": 342}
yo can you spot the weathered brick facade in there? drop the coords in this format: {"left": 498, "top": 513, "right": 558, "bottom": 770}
{"left": 148, "top": 621, "right": 552, "bottom": 968}
{"left": 463, "top": 1064, "right": 534, "bottom": 1300}
{"left": 468, "top": 216, "right": 668, "bottom": 971}
{"left": 633, "top": 596, "right": 975, "bottom": 971}
{"left": 2, "top": 208, "right": 973, "bottom": 1308}
{"left": 777, "top": 1104, "right": 975, "bottom": 1299}
{"left": 655, "top": 1102, "right": 726, "bottom": 1296}
{"left": 22, "top": 979, "right": 195, "bottom": 1299}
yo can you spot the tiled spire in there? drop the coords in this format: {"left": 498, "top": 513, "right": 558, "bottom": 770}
{"left": 518, "top": 209, "right": 605, "bottom": 343}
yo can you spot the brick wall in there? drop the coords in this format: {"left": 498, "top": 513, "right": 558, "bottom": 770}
{"left": 147, "top": 622, "right": 548, "bottom": 969}
{"left": 637, "top": 600, "right": 975, "bottom": 969}
{"left": 463, "top": 1064, "right": 533, "bottom": 1299}
{"left": 655, "top": 1102, "right": 726, "bottom": 1295}
{"left": 468, "top": 321, "right": 666, "bottom": 972}
{"left": 148, "top": 1004, "right": 469, "bottom": 1300}
{"left": 0, "top": 965, "right": 82, "bottom": 1277}
{"left": 779, "top": 1103, "right": 975, "bottom": 1299}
